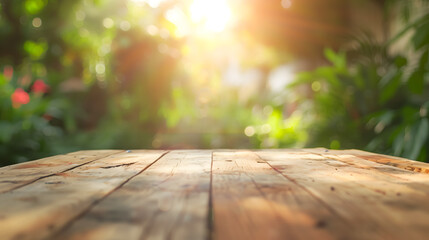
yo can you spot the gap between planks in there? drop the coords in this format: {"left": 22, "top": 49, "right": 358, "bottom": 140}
{"left": 0, "top": 150, "right": 168, "bottom": 240}
{"left": 53, "top": 150, "right": 212, "bottom": 240}
{"left": 255, "top": 150, "right": 429, "bottom": 240}
{"left": 49, "top": 151, "right": 170, "bottom": 240}
{"left": 211, "top": 151, "right": 342, "bottom": 240}
{"left": 2, "top": 150, "right": 429, "bottom": 240}
{"left": 306, "top": 148, "right": 429, "bottom": 174}
{"left": 0, "top": 150, "right": 123, "bottom": 194}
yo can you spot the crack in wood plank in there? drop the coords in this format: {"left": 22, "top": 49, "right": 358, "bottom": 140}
{"left": 100, "top": 162, "right": 137, "bottom": 169}
{"left": 0, "top": 150, "right": 168, "bottom": 240}
{"left": 0, "top": 151, "right": 123, "bottom": 194}
{"left": 52, "top": 150, "right": 212, "bottom": 240}
{"left": 2, "top": 149, "right": 429, "bottom": 240}
{"left": 48, "top": 151, "right": 169, "bottom": 240}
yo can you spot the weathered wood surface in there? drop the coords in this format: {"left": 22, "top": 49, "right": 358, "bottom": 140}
{"left": 1, "top": 149, "right": 429, "bottom": 240}
{"left": 0, "top": 150, "right": 122, "bottom": 194}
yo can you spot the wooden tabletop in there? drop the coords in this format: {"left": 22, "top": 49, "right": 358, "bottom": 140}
{"left": 1, "top": 149, "right": 429, "bottom": 240}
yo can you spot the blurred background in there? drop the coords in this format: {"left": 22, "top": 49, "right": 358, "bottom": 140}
{"left": 0, "top": 0, "right": 428, "bottom": 166}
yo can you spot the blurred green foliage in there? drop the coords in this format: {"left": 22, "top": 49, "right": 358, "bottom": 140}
{"left": 0, "top": 0, "right": 428, "bottom": 166}
{"left": 290, "top": 1, "right": 429, "bottom": 161}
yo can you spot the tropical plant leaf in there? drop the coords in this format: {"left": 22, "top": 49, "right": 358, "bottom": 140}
{"left": 379, "top": 70, "right": 402, "bottom": 104}
{"left": 393, "top": 129, "right": 405, "bottom": 156}
{"left": 408, "top": 69, "right": 425, "bottom": 94}
{"left": 412, "top": 21, "right": 429, "bottom": 50}
{"left": 407, "top": 118, "right": 429, "bottom": 159}
{"left": 419, "top": 49, "right": 428, "bottom": 68}
{"left": 394, "top": 55, "right": 407, "bottom": 68}
{"left": 324, "top": 48, "right": 346, "bottom": 69}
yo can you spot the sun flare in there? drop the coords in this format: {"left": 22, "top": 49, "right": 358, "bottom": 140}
{"left": 189, "top": 0, "right": 231, "bottom": 33}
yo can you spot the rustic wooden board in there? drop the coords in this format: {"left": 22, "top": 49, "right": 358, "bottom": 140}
{"left": 0, "top": 150, "right": 122, "bottom": 193}
{"left": 0, "top": 150, "right": 166, "bottom": 240}
{"left": 211, "top": 151, "right": 341, "bottom": 240}
{"left": 1, "top": 149, "right": 429, "bottom": 240}
{"left": 54, "top": 150, "right": 211, "bottom": 240}
{"left": 345, "top": 149, "right": 429, "bottom": 173}
{"left": 303, "top": 149, "right": 429, "bottom": 186}
{"left": 257, "top": 151, "right": 429, "bottom": 240}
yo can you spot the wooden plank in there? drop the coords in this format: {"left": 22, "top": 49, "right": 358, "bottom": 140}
{"left": 305, "top": 149, "right": 429, "bottom": 206}
{"left": 345, "top": 149, "right": 429, "bottom": 174}
{"left": 0, "top": 150, "right": 166, "bottom": 240}
{"left": 257, "top": 150, "right": 429, "bottom": 240}
{"left": 0, "top": 150, "right": 122, "bottom": 193}
{"left": 303, "top": 148, "right": 429, "bottom": 182}
{"left": 212, "top": 150, "right": 346, "bottom": 240}
{"left": 303, "top": 149, "right": 429, "bottom": 200}
{"left": 53, "top": 150, "right": 212, "bottom": 240}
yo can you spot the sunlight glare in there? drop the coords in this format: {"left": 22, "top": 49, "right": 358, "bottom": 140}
{"left": 189, "top": 0, "right": 231, "bottom": 33}
{"left": 131, "top": 0, "right": 165, "bottom": 8}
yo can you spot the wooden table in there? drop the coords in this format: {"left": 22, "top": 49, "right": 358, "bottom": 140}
{"left": 1, "top": 149, "right": 429, "bottom": 240}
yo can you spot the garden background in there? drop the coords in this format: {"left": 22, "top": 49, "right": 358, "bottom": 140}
{"left": 0, "top": 0, "right": 428, "bottom": 166}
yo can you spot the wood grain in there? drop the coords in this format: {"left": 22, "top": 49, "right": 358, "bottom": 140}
{"left": 0, "top": 150, "right": 122, "bottom": 193}
{"left": 212, "top": 151, "right": 340, "bottom": 240}
{"left": 1, "top": 149, "right": 429, "bottom": 240}
{"left": 257, "top": 150, "right": 429, "bottom": 240}
{"left": 346, "top": 149, "right": 429, "bottom": 173}
{"left": 54, "top": 150, "right": 212, "bottom": 240}
{"left": 303, "top": 148, "right": 429, "bottom": 186}
{"left": 0, "top": 150, "right": 166, "bottom": 240}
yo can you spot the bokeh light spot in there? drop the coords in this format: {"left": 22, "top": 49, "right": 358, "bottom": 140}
{"left": 244, "top": 126, "right": 255, "bottom": 137}
{"left": 146, "top": 25, "right": 159, "bottom": 35}
{"left": 311, "top": 81, "right": 321, "bottom": 92}
{"left": 95, "top": 63, "right": 106, "bottom": 75}
{"left": 32, "top": 17, "right": 42, "bottom": 28}
{"left": 103, "top": 18, "right": 114, "bottom": 29}
{"left": 120, "top": 21, "right": 131, "bottom": 31}
{"left": 261, "top": 124, "right": 272, "bottom": 134}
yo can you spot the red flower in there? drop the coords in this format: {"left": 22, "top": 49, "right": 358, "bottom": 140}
{"left": 11, "top": 88, "right": 30, "bottom": 108}
{"left": 31, "top": 79, "right": 49, "bottom": 94}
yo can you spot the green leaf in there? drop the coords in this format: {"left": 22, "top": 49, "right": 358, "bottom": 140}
{"left": 401, "top": 106, "right": 420, "bottom": 124}
{"left": 407, "top": 119, "right": 429, "bottom": 160}
{"left": 393, "top": 130, "right": 405, "bottom": 156}
{"left": 324, "top": 48, "right": 346, "bottom": 69}
{"left": 315, "top": 66, "right": 340, "bottom": 87}
{"left": 412, "top": 21, "right": 429, "bottom": 50}
{"left": 379, "top": 71, "right": 402, "bottom": 104}
{"left": 23, "top": 41, "right": 48, "bottom": 60}
{"left": 419, "top": 49, "right": 428, "bottom": 68}
{"left": 288, "top": 72, "right": 314, "bottom": 87}
{"left": 379, "top": 110, "right": 395, "bottom": 126}
{"left": 407, "top": 69, "right": 425, "bottom": 94}
{"left": 394, "top": 55, "right": 407, "bottom": 68}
